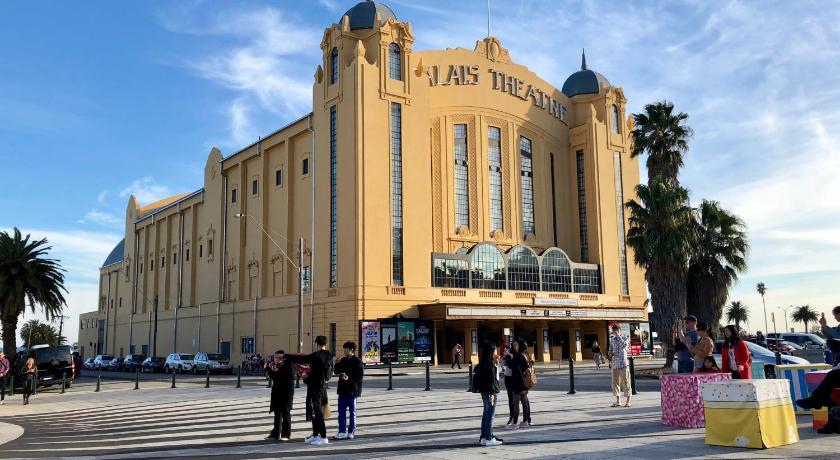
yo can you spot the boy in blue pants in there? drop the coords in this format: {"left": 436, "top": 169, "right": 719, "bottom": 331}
{"left": 333, "top": 341, "right": 364, "bottom": 439}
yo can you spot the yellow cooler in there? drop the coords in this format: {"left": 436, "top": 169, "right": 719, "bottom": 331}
{"left": 701, "top": 379, "right": 799, "bottom": 449}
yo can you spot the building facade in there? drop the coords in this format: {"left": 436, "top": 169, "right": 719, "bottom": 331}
{"left": 79, "top": 1, "right": 647, "bottom": 365}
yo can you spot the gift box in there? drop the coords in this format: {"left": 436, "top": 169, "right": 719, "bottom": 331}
{"left": 660, "top": 373, "right": 731, "bottom": 428}
{"left": 701, "top": 379, "right": 799, "bottom": 449}
{"left": 774, "top": 363, "right": 832, "bottom": 414}
{"left": 813, "top": 408, "right": 829, "bottom": 430}
{"left": 751, "top": 361, "right": 766, "bottom": 380}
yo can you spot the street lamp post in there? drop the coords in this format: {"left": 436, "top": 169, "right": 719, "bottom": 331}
{"left": 778, "top": 305, "right": 793, "bottom": 334}
{"left": 234, "top": 213, "right": 305, "bottom": 354}
{"left": 56, "top": 315, "right": 70, "bottom": 345}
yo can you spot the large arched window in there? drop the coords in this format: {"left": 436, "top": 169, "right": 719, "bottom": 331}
{"left": 508, "top": 246, "right": 539, "bottom": 291}
{"left": 541, "top": 248, "right": 572, "bottom": 292}
{"left": 388, "top": 43, "right": 402, "bottom": 80}
{"left": 611, "top": 104, "right": 621, "bottom": 134}
{"left": 470, "top": 244, "right": 506, "bottom": 290}
{"left": 330, "top": 47, "right": 339, "bottom": 85}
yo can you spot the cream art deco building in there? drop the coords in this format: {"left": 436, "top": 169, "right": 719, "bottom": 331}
{"left": 79, "top": 1, "right": 648, "bottom": 365}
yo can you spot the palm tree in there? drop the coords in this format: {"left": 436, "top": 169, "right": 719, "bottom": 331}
{"left": 625, "top": 178, "right": 697, "bottom": 368}
{"left": 20, "top": 319, "right": 62, "bottom": 347}
{"left": 725, "top": 301, "right": 749, "bottom": 331}
{"left": 630, "top": 101, "right": 694, "bottom": 184}
{"left": 0, "top": 228, "right": 67, "bottom": 355}
{"left": 756, "top": 282, "right": 768, "bottom": 336}
{"left": 686, "top": 200, "right": 749, "bottom": 330}
{"left": 791, "top": 305, "right": 819, "bottom": 334}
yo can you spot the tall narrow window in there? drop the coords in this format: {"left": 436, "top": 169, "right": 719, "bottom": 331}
{"left": 488, "top": 126, "right": 503, "bottom": 232}
{"left": 302, "top": 158, "right": 310, "bottom": 175}
{"left": 329, "top": 105, "right": 338, "bottom": 288}
{"left": 330, "top": 48, "right": 339, "bottom": 85}
{"left": 611, "top": 105, "right": 621, "bottom": 134}
{"left": 231, "top": 188, "right": 237, "bottom": 204}
{"left": 252, "top": 179, "right": 258, "bottom": 195}
{"left": 390, "top": 102, "right": 404, "bottom": 286}
{"left": 519, "top": 136, "right": 535, "bottom": 236}
{"left": 275, "top": 169, "right": 282, "bottom": 186}
{"left": 550, "top": 153, "right": 558, "bottom": 246}
{"left": 388, "top": 43, "right": 402, "bottom": 80}
{"left": 614, "top": 152, "right": 629, "bottom": 295}
{"left": 454, "top": 124, "right": 469, "bottom": 230}
{"left": 576, "top": 150, "right": 589, "bottom": 263}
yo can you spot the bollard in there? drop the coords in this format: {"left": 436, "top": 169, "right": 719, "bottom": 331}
{"left": 567, "top": 358, "right": 576, "bottom": 395}
{"left": 466, "top": 362, "right": 473, "bottom": 392}
{"left": 171, "top": 369, "right": 176, "bottom": 389}
{"left": 10, "top": 374, "right": 15, "bottom": 396}
{"left": 205, "top": 367, "right": 211, "bottom": 389}
{"left": 32, "top": 377, "right": 37, "bottom": 395}
{"left": 629, "top": 356, "right": 638, "bottom": 395}
{"left": 424, "top": 361, "right": 431, "bottom": 391}
{"left": 134, "top": 370, "right": 140, "bottom": 390}
{"left": 95, "top": 371, "right": 101, "bottom": 392}
{"left": 236, "top": 365, "right": 241, "bottom": 388}
{"left": 387, "top": 361, "right": 393, "bottom": 391}
{"left": 1, "top": 377, "right": 5, "bottom": 401}
{"left": 61, "top": 372, "right": 66, "bottom": 394}
{"left": 775, "top": 351, "right": 782, "bottom": 366}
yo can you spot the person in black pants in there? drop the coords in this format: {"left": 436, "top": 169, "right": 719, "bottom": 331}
{"left": 265, "top": 350, "right": 295, "bottom": 441}
{"left": 285, "top": 336, "right": 333, "bottom": 446}
{"left": 501, "top": 346, "right": 516, "bottom": 428}
{"left": 508, "top": 338, "right": 533, "bottom": 428}
{"left": 797, "top": 368, "right": 840, "bottom": 410}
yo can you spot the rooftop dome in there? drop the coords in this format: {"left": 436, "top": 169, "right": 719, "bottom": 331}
{"left": 102, "top": 238, "right": 125, "bottom": 268}
{"left": 562, "top": 50, "right": 610, "bottom": 98}
{"left": 341, "top": 1, "right": 397, "bottom": 30}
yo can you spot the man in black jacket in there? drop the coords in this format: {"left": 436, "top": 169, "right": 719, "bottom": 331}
{"left": 285, "top": 335, "right": 332, "bottom": 446}
{"left": 333, "top": 341, "right": 364, "bottom": 440}
{"left": 265, "top": 350, "right": 295, "bottom": 441}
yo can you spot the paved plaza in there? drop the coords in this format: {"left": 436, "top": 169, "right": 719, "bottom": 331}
{"left": 1, "top": 367, "right": 839, "bottom": 459}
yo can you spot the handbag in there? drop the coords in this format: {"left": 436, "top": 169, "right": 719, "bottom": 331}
{"left": 522, "top": 357, "right": 537, "bottom": 389}
{"left": 322, "top": 401, "right": 331, "bottom": 419}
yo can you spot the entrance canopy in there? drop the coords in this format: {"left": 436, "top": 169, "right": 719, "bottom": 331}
{"left": 420, "top": 303, "right": 645, "bottom": 322}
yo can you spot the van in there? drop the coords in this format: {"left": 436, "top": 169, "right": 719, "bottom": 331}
{"left": 14, "top": 345, "right": 74, "bottom": 389}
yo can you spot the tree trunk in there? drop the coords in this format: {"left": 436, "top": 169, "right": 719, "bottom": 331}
{"left": 647, "top": 264, "right": 688, "bottom": 370}
{"left": 1, "top": 312, "right": 19, "bottom": 358}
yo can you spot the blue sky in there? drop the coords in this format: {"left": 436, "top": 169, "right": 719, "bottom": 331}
{"left": 2, "top": 0, "right": 839, "bottom": 344}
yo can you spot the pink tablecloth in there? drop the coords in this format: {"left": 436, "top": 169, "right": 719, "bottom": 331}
{"left": 661, "top": 373, "right": 732, "bottom": 428}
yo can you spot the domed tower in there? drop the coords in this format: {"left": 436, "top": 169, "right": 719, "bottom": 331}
{"left": 311, "top": 1, "right": 423, "bottom": 299}
{"left": 561, "top": 50, "right": 642, "bottom": 299}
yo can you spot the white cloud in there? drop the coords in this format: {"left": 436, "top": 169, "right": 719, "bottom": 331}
{"left": 118, "top": 176, "right": 173, "bottom": 205}
{"left": 82, "top": 209, "right": 123, "bottom": 229}
{"left": 96, "top": 190, "right": 108, "bottom": 204}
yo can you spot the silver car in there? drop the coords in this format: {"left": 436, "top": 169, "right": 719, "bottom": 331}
{"left": 164, "top": 353, "right": 195, "bottom": 373}
{"left": 193, "top": 352, "right": 233, "bottom": 374}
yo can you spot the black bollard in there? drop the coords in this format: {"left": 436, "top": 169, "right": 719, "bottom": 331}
{"left": 32, "top": 377, "right": 37, "bottom": 395}
{"left": 95, "top": 371, "right": 101, "bottom": 392}
{"left": 10, "top": 374, "right": 14, "bottom": 396}
{"left": 236, "top": 365, "right": 241, "bottom": 388}
{"left": 1, "top": 376, "right": 5, "bottom": 401}
{"left": 387, "top": 361, "right": 393, "bottom": 390}
{"left": 171, "top": 369, "right": 176, "bottom": 389}
{"left": 466, "top": 362, "right": 473, "bottom": 392}
{"left": 61, "top": 372, "right": 66, "bottom": 394}
{"left": 134, "top": 370, "right": 140, "bottom": 390}
{"left": 775, "top": 351, "right": 782, "bottom": 366}
{"left": 295, "top": 373, "right": 300, "bottom": 389}
{"left": 629, "top": 356, "right": 638, "bottom": 395}
{"left": 567, "top": 358, "right": 576, "bottom": 395}
{"left": 205, "top": 367, "right": 211, "bottom": 389}
{"left": 424, "top": 361, "right": 431, "bottom": 391}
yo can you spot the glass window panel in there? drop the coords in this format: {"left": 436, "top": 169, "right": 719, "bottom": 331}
{"left": 614, "top": 152, "right": 629, "bottom": 295}
{"left": 488, "top": 126, "right": 503, "bottom": 232}
{"left": 470, "top": 244, "right": 506, "bottom": 290}
{"left": 541, "top": 249, "right": 572, "bottom": 292}
{"left": 432, "top": 255, "right": 470, "bottom": 288}
{"left": 391, "top": 102, "right": 403, "bottom": 286}
{"left": 576, "top": 150, "right": 589, "bottom": 263}
{"left": 330, "top": 48, "right": 339, "bottom": 85}
{"left": 388, "top": 43, "right": 402, "bottom": 80}
{"left": 573, "top": 267, "right": 602, "bottom": 293}
{"left": 508, "top": 246, "right": 539, "bottom": 291}
{"left": 454, "top": 124, "right": 469, "bottom": 230}
{"left": 520, "top": 136, "right": 534, "bottom": 236}
{"left": 330, "top": 105, "right": 338, "bottom": 287}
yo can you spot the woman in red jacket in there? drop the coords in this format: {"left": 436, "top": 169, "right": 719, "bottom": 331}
{"left": 721, "top": 325, "right": 751, "bottom": 379}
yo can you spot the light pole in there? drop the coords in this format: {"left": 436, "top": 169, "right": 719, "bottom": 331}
{"left": 778, "top": 305, "right": 793, "bottom": 334}
{"left": 234, "top": 213, "right": 306, "bottom": 353}
{"left": 56, "top": 315, "right": 70, "bottom": 345}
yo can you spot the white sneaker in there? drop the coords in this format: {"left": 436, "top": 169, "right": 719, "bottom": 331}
{"left": 334, "top": 432, "right": 347, "bottom": 440}
{"left": 347, "top": 433, "right": 355, "bottom": 439}
{"left": 479, "top": 438, "right": 487, "bottom": 446}
{"left": 505, "top": 422, "right": 519, "bottom": 430}
{"left": 304, "top": 435, "right": 318, "bottom": 444}
{"left": 279, "top": 437, "right": 290, "bottom": 442}
{"left": 484, "top": 438, "right": 503, "bottom": 447}
{"left": 311, "top": 437, "right": 329, "bottom": 446}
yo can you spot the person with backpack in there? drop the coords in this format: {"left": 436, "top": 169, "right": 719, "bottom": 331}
{"left": 508, "top": 338, "right": 533, "bottom": 428}
{"left": 473, "top": 341, "right": 503, "bottom": 446}
{"left": 285, "top": 335, "right": 333, "bottom": 445}
{"left": 333, "top": 341, "right": 364, "bottom": 440}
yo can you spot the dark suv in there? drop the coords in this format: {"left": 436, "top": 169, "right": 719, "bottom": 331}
{"left": 14, "top": 345, "right": 74, "bottom": 389}
{"left": 122, "top": 354, "right": 147, "bottom": 372}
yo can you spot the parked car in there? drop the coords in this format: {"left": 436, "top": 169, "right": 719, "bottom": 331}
{"left": 141, "top": 356, "right": 166, "bottom": 373}
{"left": 13, "top": 345, "right": 74, "bottom": 389}
{"left": 193, "top": 352, "right": 233, "bottom": 374}
{"left": 765, "top": 338, "right": 802, "bottom": 355}
{"left": 93, "top": 354, "right": 115, "bottom": 370}
{"left": 712, "top": 340, "right": 809, "bottom": 368}
{"left": 164, "top": 353, "right": 195, "bottom": 373}
{"left": 122, "top": 354, "right": 147, "bottom": 372}
{"left": 83, "top": 358, "right": 95, "bottom": 370}
{"left": 767, "top": 333, "right": 826, "bottom": 349}
{"left": 106, "top": 357, "right": 124, "bottom": 372}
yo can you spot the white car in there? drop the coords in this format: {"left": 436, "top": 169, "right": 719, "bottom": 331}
{"left": 193, "top": 352, "right": 233, "bottom": 374}
{"left": 164, "top": 353, "right": 195, "bottom": 373}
